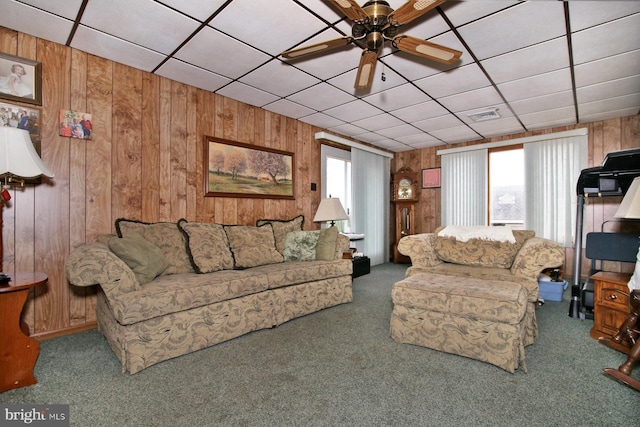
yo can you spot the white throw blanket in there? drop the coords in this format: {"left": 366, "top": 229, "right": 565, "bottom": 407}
{"left": 438, "top": 225, "right": 516, "bottom": 243}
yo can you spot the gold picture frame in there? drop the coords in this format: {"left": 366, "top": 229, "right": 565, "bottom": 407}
{"left": 204, "top": 136, "right": 294, "bottom": 199}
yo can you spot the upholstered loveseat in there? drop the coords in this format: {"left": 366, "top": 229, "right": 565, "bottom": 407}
{"left": 390, "top": 226, "right": 564, "bottom": 372}
{"left": 65, "top": 216, "right": 352, "bottom": 374}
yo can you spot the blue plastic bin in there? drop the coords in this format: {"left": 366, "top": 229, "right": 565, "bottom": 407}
{"left": 538, "top": 280, "right": 568, "bottom": 301}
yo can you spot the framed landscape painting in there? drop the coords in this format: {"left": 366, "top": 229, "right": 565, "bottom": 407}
{"left": 204, "top": 136, "right": 294, "bottom": 199}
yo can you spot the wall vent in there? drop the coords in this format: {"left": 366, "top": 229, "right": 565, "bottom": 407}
{"left": 468, "top": 108, "right": 500, "bottom": 122}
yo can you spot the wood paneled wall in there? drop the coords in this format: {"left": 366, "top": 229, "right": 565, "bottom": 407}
{"left": 0, "top": 28, "right": 331, "bottom": 337}
{"left": 392, "top": 116, "right": 640, "bottom": 278}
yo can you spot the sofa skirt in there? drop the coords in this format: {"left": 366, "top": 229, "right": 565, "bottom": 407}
{"left": 96, "top": 275, "right": 353, "bottom": 374}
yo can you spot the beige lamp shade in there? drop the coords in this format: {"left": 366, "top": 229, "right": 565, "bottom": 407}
{"left": 0, "top": 127, "right": 54, "bottom": 179}
{"left": 314, "top": 197, "right": 349, "bottom": 225}
{"left": 615, "top": 176, "right": 640, "bottom": 219}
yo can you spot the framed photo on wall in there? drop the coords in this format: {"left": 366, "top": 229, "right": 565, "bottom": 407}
{"left": 204, "top": 136, "right": 295, "bottom": 199}
{"left": 422, "top": 167, "right": 441, "bottom": 188}
{"left": 0, "top": 52, "right": 42, "bottom": 106}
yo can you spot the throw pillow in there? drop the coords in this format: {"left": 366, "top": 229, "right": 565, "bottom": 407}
{"left": 115, "top": 219, "right": 193, "bottom": 275}
{"left": 255, "top": 215, "right": 304, "bottom": 254}
{"left": 282, "top": 230, "right": 321, "bottom": 262}
{"left": 177, "top": 219, "right": 234, "bottom": 273}
{"left": 224, "top": 224, "right": 284, "bottom": 269}
{"left": 315, "top": 226, "right": 339, "bottom": 261}
{"left": 108, "top": 233, "right": 169, "bottom": 285}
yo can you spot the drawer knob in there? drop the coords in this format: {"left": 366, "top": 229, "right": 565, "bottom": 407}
{"left": 609, "top": 294, "right": 617, "bottom": 300}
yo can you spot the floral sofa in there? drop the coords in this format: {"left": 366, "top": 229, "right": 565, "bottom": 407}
{"left": 391, "top": 226, "right": 564, "bottom": 372}
{"left": 65, "top": 216, "right": 352, "bottom": 374}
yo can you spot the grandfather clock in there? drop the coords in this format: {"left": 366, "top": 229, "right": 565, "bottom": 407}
{"left": 392, "top": 168, "right": 418, "bottom": 263}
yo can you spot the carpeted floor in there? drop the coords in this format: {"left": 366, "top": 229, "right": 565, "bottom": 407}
{"left": 1, "top": 263, "right": 638, "bottom": 426}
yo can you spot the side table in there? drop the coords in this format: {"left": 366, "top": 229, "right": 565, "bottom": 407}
{"left": 589, "top": 271, "right": 631, "bottom": 341}
{"left": 0, "top": 272, "right": 48, "bottom": 393}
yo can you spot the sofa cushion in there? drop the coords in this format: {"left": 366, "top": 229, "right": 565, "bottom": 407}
{"left": 107, "top": 234, "right": 169, "bottom": 285}
{"left": 282, "top": 230, "right": 321, "bottom": 262}
{"left": 177, "top": 219, "right": 234, "bottom": 273}
{"left": 224, "top": 224, "right": 284, "bottom": 269}
{"left": 256, "top": 215, "right": 304, "bottom": 254}
{"left": 315, "top": 226, "right": 339, "bottom": 261}
{"left": 434, "top": 226, "right": 534, "bottom": 269}
{"left": 115, "top": 219, "right": 193, "bottom": 275}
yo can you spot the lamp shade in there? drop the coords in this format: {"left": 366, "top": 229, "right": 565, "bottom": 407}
{"left": 313, "top": 197, "right": 349, "bottom": 223}
{"left": 615, "top": 176, "right": 640, "bottom": 219}
{"left": 0, "top": 127, "right": 54, "bottom": 179}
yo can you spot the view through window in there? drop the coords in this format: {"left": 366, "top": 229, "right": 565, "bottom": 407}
{"left": 489, "top": 147, "right": 524, "bottom": 228}
{"left": 325, "top": 156, "right": 352, "bottom": 232}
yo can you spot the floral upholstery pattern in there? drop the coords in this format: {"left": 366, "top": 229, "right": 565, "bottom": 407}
{"left": 224, "top": 224, "right": 284, "bottom": 268}
{"left": 393, "top": 229, "right": 564, "bottom": 372}
{"left": 282, "top": 230, "right": 321, "bottom": 261}
{"left": 177, "top": 219, "right": 234, "bottom": 273}
{"left": 256, "top": 215, "right": 304, "bottom": 254}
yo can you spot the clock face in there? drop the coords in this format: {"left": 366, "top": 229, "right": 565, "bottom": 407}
{"left": 398, "top": 178, "right": 413, "bottom": 199}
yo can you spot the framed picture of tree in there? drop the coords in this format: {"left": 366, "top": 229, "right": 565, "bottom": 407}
{"left": 204, "top": 136, "right": 294, "bottom": 199}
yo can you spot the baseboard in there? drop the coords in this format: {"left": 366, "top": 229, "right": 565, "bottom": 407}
{"left": 32, "top": 322, "right": 97, "bottom": 341}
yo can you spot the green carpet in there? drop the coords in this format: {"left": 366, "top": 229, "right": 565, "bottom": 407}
{"left": 1, "top": 263, "right": 637, "bottom": 426}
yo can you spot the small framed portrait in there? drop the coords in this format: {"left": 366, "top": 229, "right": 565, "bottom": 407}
{"left": 0, "top": 52, "right": 42, "bottom": 106}
{"left": 59, "top": 109, "right": 93, "bottom": 140}
{"left": 0, "top": 101, "right": 41, "bottom": 140}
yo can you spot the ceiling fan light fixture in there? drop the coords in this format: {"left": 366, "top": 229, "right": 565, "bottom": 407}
{"left": 467, "top": 108, "right": 501, "bottom": 122}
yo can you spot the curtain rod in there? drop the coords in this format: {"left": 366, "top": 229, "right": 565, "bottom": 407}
{"left": 315, "top": 132, "right": 395, "bottom": 159}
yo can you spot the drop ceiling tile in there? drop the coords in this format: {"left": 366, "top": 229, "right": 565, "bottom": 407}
{"left": 327, "top": 64, "right": 406, "bottom": 97}
{"left": 430, "top": 126, "right": 480, "bottom": 144}
{"left": 469, "top": 117, "right": 525, "bottom": 138}
{"left": 240, "top": 61, "right": 320, "bottom": 98}
{"left": 262, "top": 99, "right": 316, "bottom": 119}
{"left": 17, "top": 0, "right": 84, "bottom": 20}
{"left": 394, "top": 6, "right": 450, "bottom": 40}
{"left": 498, "top": 69, "right": 572, "bottom": 102}
{"left": 216, "top": 82, "right": 279, "bottom": 108}
{"left": 287, "top": 83, "right": 356, "bottom": 111}
{"left": 328, "top": 122, "right": 369, "bottom": 137}
{"left": 442, "top": 1, "right": 520, "bottom": 27}
{"left": 363, "top": 84, "right": 432, "bottom": 112}
{"left": 438, "top": 86, "right": 504, "bottom": 112}
{"left": 572, "top": 13, "right": 640, "bottom": 65}
{"left": 415, "top": 64, "right": 490, "bottom": 98}
{"left": 70, "top": 26, "right": 165, "bottom": 72}
{"left": 459, "top": 1, "right": 566, "bottom": 60}
{"left": 299, "top": 112, "right": 345, "bottom": 129}
{"left": 395, "top": 133, "right": 440, "bottom": 146}
{"left": 578, "top": 93, "right": 640, "bottom": 118}
{"left": 81, "top": 0, "right": 201, "bottom": 55}
{"left": 158, "top": 0, "right": 229, "bottom": 21}
{"left": 577, "top": 76, "right": 640, "bottom": 105}
{"left": 574, "top": 50, "right": 640, "bottom": 88}
{"left": 296, "top": 0, "right": 346, "bottom": 22}
{"left": 175, "top": 27, "right": 271, "bottom": 79}
{"left": 580, "top": 107, "right": 640, "bottom": 124}
{"left": 510, "top": 91, "right": 575, "bottom": 116}
{"left": 390, "top": 101, "right": 449, "bottom": 123}
{"left": 0, "top": 1, "right": 74, "bottom": 45}
{"left": 352, "top": 113, "right": 405, "bottom": 132}
{"left": 376, "top": 124, "right": 425, "bottom": 139}
{"left": 481, "top": 37, "right": 569, "bottom": 84}
{"left": 352, "top": 132, "right": 390, "bottom": 144}
{"left": 156, "top": 59, "right": 231, "bottom": 92}
{"left": 212, "top": 0, "right": 329, "bottom": 55}
{"left": 413, "top": 114, "right": 463, "bottom": 133}
{"left": 323, "top": 100, "right": 383, "bottom": 122}
{"left": 519, "top": 106, "right": 576, "bottom": 129}
{"left": 569, "top": 1, "right": 640, "bottom": 32}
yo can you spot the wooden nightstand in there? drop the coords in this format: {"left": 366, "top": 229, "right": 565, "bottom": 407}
{"left": 590, "top": 271, "right": 632, "bottom": 341}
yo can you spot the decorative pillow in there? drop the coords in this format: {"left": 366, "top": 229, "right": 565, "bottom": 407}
{"left": 108, "top": 234, "right": 169, "bottom": 285}
{"left": 315, "top": 226, "right": 339, "bottom": 261}
{"left": 282, "top": 230, "right": 321, "bottom": 262}
{"left": 434, "top": 226, "right": 535, "bottom": 268}
{"left": 115, "top": 219, "right": 193, "bottom": 275}
{"left": 256, "top": 215, "right": 304, "bottom": 254}
{"left": 177, "top": 219, "right": 234, "bottom": 273}
{"left": 224, "top": 224, "right": 284, "bottom": 269}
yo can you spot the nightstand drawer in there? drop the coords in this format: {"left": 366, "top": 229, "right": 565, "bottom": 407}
{"left": 599, "top": 287, "right": 629, "bottom": 310}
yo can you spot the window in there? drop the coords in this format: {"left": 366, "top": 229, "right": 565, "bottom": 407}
{"left": 321, "top": 145, "right": 351, "bottom": 232}
{"left": 489, "top": 146, "right": 524, "bottom": 229}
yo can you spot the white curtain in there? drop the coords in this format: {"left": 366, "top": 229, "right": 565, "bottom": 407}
{"left": 352, "top": 148, "right": 390, "bottom": 266}
{"left": 524, "top": 135, "right": 587, "bottom": 247}
{"left": 441, "top": 149, "right": 488, "bottom": 226}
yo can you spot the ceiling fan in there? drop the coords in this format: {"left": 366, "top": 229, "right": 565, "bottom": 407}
{"left": 281, "top": 0, "right": 462, "bottom": 90}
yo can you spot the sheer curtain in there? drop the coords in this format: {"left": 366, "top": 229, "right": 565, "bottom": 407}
{"left": 351, "top": 148, "right": 390, "bottom": 266}
{"left": 524, "top": 135, "right": 587, "bottom": 247}
{"left": 441, "top": 149, "right": 488, "bottom": 226}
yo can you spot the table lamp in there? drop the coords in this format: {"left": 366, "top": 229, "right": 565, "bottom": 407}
{"left": 313, "top": 196, "right": 348, "bottom": 227}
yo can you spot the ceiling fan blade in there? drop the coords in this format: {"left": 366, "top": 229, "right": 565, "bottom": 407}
{"left": 329, "top": 0, "right": 369, "bottom": 22}
{"left": 354, "top": 50, "right": 378, "bottom": 90}
{"left": 389, "top": 0, "right": 446, "bottom": 26}
{"left": 281, "top": 37, "right": 353, "bottom": 59}
{"left": 393, "top": 34, "right": 461, "bottom": 64}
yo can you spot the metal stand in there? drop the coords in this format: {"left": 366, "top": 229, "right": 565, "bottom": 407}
{"left": 569, "top": 194, "right": 585, "bottom": 318}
